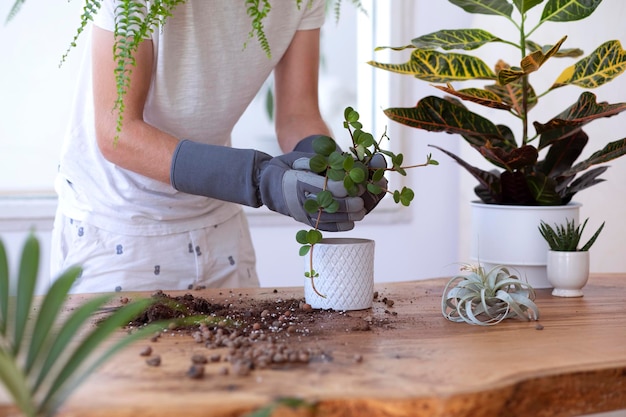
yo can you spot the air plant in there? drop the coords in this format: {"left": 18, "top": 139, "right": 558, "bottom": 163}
{"left": 442, "top": 264, "right": 540, "bottom": 326}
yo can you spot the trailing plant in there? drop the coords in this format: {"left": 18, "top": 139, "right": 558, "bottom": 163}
{"left": 538, "top": 217, "right": 605, "bottom": 251}
{"left": 296, "top": 107, "right": 438, "bottom": 297}
{"left": 442, "top": 264, "right": 540, "bottom": 326}
{"left": 0, "top": 234, "right": 162, "bottom": 417}
{"left": 369, "top": 0, "right": 626, "bottom": 206}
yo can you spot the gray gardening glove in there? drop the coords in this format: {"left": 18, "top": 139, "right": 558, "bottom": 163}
{"left": 295, "top": 135, "right": 389, "bottom": 215}
{"left": 362, "top": 153, "right": 388, "bottom": 214}
{"left": 170, "top": 139, "right": 365, "bottom": 232}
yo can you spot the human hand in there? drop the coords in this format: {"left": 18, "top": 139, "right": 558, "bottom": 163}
{"left": 259, "top": 151, "right": 365, "bottom": 232}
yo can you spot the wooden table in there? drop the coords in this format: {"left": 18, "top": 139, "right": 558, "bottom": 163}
{"left": 3, "top": 274, "right": 626, "bottom": 417}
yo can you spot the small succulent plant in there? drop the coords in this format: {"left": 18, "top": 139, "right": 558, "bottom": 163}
{"left": 442, "top": 264, "right": 540, "bottom": 326}
{"left": 538, "top": 217, "right": 605, "bottom": 252}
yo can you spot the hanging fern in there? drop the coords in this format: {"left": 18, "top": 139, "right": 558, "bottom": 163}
{"left": 244, "top": 0, "right": 272, "bottom": 58}
{"left": 328, "top": 0, "right": 367, "bottom": 24}
{"left": 4, "top": 0, "right": 26, "bottom": 23}
{"left": 111, "top": 0, "right": 187, "bottom": 139}
{"left": 59, "top": 0, "right": 102, "bottom": 67}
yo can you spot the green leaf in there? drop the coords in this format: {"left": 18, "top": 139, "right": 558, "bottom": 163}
{"left": 316, "top": 190, "right": 334, "bottom": 209}
{"left": 308, "top": 155, "right": 328, "bottom": 173}
{"left": 435, "top": 84, "right": 511, "bottom": 110}
{"left": 264, "top": 87, "right": 274, "bottom": 121}
{"left": 306, "top": 229, "right": 323, "bottom": 245}
{"left": 295, "top": 229, "right": 309, "bottom": 245}
{"left": 398, "top": 187, "right": 415, "bottom": 206}
{"left": 345, "top": 107, "right": 359, "bottom": 123}
{"left": 0, "top": 349, "right": 35, "bottom": 417}
{"left": 355, "top": 144, "right": 366, "bottom": 161}
{"left": 32, "top": 295, "right": 114, "bottom": 394}
{"left": 325, "top": 200, "right": 340, "bottom": 214}
{"left": 448, "top": 0, "right": 514, "bottom": 17}
{"left": 340, "top": 154, "right": 354, "bottom": 171}
{"left": 412, "top": 28, "right": 502, "bottom": 51}
{"left": 512, "top": 0, "right": 543, "bottom": 14}
{"left": 303, "top": 199, "right": 320, "bottom": 214}
{"left": 372, "top": 168, "right": 385, "bottom": 182}
{"left": 367, "top": 183, "right": 382, "bottom": 194}
{"left": 536, "top": 92, "right": 626, "bottom": 149}
{"left": 551, "top": 40, "right": 626, "bottom": 89}
{"left": 0, "top": 238, "right": 8, "bottom": 335}
{"left": 39, "top": 299, "right": 156, "bottom": 413}
{"left": 498, "top": 36, "right": 567, "bottom": 85}
{"left": 565, "top": 137, "right": 626, "bottom": 177}
{"left": 581, "top": 221, "right": 605, "bottom": 251}
{"left": 4, "top": 0, "right": 28, "bottom": 24}
{"left": 349, "top": 163, "right": 368, "bottom": 184}
{"left": 327, "top": 168, "right": 345, "bottom": 182}
{"left": 25, "top": 265, "right": 83, "bottom": 374}
{"left": 312, "top": 135, "right": 337, "bottom": 156}
{"left": 42, "top": 320, "right": 163, "bottom": 417}
{"left": 527, "top": 173, "right": 561, "bottom": 205}
{"left": 343, "top": 176, "right": 358, "bottom": 196}
{"left": 14, "top": 234, "right": 39, "bottom": 356}
{"left": 392, "top": 153, "right": 404, "bottom": 167}
{"left": 369, "top": 49, "right": 496, "bottom": 83}
{"left": 299, "top": 245, "right": 311, "bottom": 257}
{"left": 540, "top": 0, "right": 602, "bottom": 23}
{"left": 354, "top": 130, "right": 375, "bottom": 148}
{"left": 329, "top": 151, "right": 346, "bottom": 170}
{"left": 384, "top": 96, "right": 503, "bottom": 145}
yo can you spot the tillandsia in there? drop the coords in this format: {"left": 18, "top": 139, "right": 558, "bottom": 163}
{"left": 0, "top": 234, "right": 163, "bottom": 417}
{"left": 297, "top": 107, "right": 438, "bottom": 297}
{"left": 538, "top": 217, "right": 605, "bottom": 252}
{"left": 442, "top": 264, "right": 540, "bottom": 326}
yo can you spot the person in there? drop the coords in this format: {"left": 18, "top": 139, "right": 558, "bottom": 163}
{"left": 50, "top": 0, "right": 385, "bottom": 293}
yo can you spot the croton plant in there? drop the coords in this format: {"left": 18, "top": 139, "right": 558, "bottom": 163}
{"left": 369, "top": 0, "right": 626, "bottom": 206}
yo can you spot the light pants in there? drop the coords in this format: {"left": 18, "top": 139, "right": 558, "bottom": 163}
{"left": 50, "top": 210, "right": 260, "bottom": 293}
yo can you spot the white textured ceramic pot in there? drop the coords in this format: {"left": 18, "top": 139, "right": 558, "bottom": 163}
{"left": 304, "top": 238, "right": 374, "bottom": 311}
{"left": 546, "top": 250, "right": 590, "bottom": 297}
{"left": 470, "top": 201, "right": 581, "bottom": 289}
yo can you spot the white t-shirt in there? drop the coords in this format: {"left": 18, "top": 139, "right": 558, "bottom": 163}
{"left": 55, "top": 0, "right": 326, "bottom": 236}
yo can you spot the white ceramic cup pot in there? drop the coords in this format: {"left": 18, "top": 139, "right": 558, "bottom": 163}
{"left": 546, "top": 250, "right": 590, "bottom": 297}
{"left": 303, "top": 238, "right": 375, "bottom": 311}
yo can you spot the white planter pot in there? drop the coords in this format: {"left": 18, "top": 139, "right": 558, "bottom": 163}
{"left": 303, "top": 238, "right": 374, "bottom": 311}
{"left": 470, "top": 201, "right": 581, "bottom": 289}
{"left": 546, "top": 250, "right": 590, "bottom": 297}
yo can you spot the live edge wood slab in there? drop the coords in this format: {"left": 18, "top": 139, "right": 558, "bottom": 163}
{"left": 2, "top": 275, "right": 626, "bottom": 417}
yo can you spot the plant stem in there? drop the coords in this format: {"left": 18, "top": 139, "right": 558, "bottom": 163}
{"left": 307, "top": 245, "right": 325, "bottom": 298}
{"left": 520, "top": 12, "right": 529, "bottom": 146}
{"left": 307, "top": 185, "right": 326, "bottom": 299}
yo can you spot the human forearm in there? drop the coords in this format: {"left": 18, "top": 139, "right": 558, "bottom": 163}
{"left": 94, "top": 118, "right": 178, "bottom": 184}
